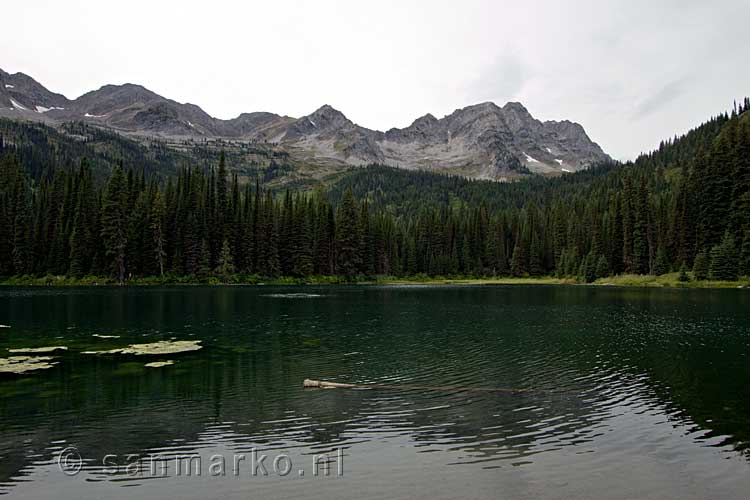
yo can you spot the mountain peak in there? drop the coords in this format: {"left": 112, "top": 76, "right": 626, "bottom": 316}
{"left": 309, "top": 104, "right": 347, "bottom": 120}
{"left": 413, "top": 113, "right": 438, "bottom": 125}
{"left": 303, "top": 104, "right": 351, "bottom": 129}
{"left": 502, "top": 101, "right": 529, "bottom": 112}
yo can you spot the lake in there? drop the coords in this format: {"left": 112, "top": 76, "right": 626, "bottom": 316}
{"left": 1, "top": 285, "right": 749, "bottom": 499}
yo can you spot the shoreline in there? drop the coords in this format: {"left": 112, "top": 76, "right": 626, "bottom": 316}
{"left": 1, "top": 273, "right": 748, "bottom": 289}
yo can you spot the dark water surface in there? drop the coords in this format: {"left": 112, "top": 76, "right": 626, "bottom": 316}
{"left": 1, "top": 285, "right": 749, "bottom": 499}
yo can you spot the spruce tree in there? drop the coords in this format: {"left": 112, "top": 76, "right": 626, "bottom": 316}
{"left": 595, "top": 255, "right": 609, "bottom": 280}
{"left": 652, "top": 245, "right": 670, "bottom": 275}
{"left": 198, "top": 239, "right": 211, "bottom": 278}
{"left": 692, "top": 250, "right": 709, "bottom": 280}
{"left": 100, "top": 166, "right": 128, "bottom": 284}
{"left": 151, "top": 190, "right": 167, "bottom": 277}
{"left": 69, "top": 193, "right": 87, "bottom": 277}
{"left": 678, "top": 264, "right": 691, "bottom": 282}
{"left": 509, "top": 237, "right": 526, "bottom": 277}
{"left": 709, "top": 231, "right": 739, "bottom": 281}
{"left": 12, "top": 180, "right": 32, "bottom": 275}
{"left": 217, "top": 151, "right": 228, "bottom": 240}
{"left": 216, "top": 238, "right": 235, "bottom": 283}
{"left": 335, "top": 189, "right": 362, "bottom": 279}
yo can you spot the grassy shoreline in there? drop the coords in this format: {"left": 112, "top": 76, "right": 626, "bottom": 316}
{"left": 1, "top": 272, "right": 748, "bottom": 289}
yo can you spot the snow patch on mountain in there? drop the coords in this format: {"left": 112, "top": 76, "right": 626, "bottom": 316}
{"left": 35, "top": 105, "right": 65, "bottom": 113}
{"left": 523, "top": 152, "right": 540, "bottom": 163}
{"left": 9, "top": 99, "right": 28, "bottom": 111}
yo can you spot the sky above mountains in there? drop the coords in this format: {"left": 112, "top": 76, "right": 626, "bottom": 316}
{"left": 3, "top": 0, "right": 749, "bottom": 160}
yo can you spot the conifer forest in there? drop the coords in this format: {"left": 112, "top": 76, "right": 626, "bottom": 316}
{"left": 1, "top": 99, "right": 749, "bottom": 284}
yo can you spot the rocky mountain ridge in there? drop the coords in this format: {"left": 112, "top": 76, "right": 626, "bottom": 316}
{"left": 0, "top": 67, "right": 610, "bottom": 179}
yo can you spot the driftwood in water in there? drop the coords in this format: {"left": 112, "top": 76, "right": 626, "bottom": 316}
{"left": 303, "top": 379, "right": 359, "bottom": 389}
{"left": 302, "top": 379, "right": 559, "bottom": 395}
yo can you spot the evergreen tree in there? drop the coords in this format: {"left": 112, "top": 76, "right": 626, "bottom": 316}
{"left": 69, "top": 192, "right": 88, "bottom": 277}
{"left": 709, "top": 231, "right": 739, "bottom": 281}
{"left": 216, "top": 238, "right": 235, "bottom": 283}
{"left": 217, "top": 151, "right": 228, "bottom": 239}
{"left": 12, "top": 179, "right": 32, "bottom": 275}
{"left": 595, "top": 254, "right": 609, "bottom": 280}
{"left": 151, "top": 190, "right": 167, "bottom": 277}
{"left": 510, "top": 239, "right": 526, "bottom": 277}
{"left": 652, "top": 245, "right": 670, "bottom": 275}
{"left": 335, "top": 189, "right": 362, "bottom": 278}
{"left": 100, "top": 166, "right": 128, "bottom": 284}
{"left": 692, "top": 250, "right": 709, "bottom": 280}
{"left": 678, "top": 264, "right": 691, "bottom": 282}
{"left": 198, "top": 239, "right": 211, "bottom": 278}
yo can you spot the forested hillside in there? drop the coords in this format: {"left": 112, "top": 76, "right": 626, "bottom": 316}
{"left": 0, "top": 100, "right": 748, "bottom": 283}
{"left": 0, "top": 119, "right": 295, "bottom": 186}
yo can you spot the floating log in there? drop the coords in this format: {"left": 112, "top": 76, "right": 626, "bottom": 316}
{"left": 303, "top": 379, "right": 358, "bottom": 389}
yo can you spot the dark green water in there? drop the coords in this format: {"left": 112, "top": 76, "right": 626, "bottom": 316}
{"left": 1, "top": 285, "right": 750, "bottom": 499}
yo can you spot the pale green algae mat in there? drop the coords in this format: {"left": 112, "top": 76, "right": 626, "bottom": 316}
{"left": 0, "top": 355, "right": 58, "bottom": 374}
{"left": 1, "top": 339, "right": 200, "bottom": 373}
{"left": 81, "top": 339, "right": 202, "bottom": 355}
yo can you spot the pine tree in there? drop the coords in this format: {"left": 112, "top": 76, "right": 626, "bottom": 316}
{"left": 510, "top": 240, "right": 525, "bottom": 277}
{"left": 631, "top": 179, "right": 650, "bottom": 274}
{"left": 678, "top": 264, "right": 691, "bottom": 282}
{"left": 151, "top": 190, "right": 167, "bottom": 277}
{"left": 709, "top": 231, "right": 739, "bottom": 281}
{"left": 579, "top": 252, "right": 598, "bottom": 283}
{"left": 692, "top": 250, "right": 709, "bottom": 280}
{"left": 100, "top": 166, "right": 128, "bottom": 284}
{"left": 12, "top": 178, "right": 32, "bottom": 275}
{"left": 217, "top": 151, "right": 228, "bottom": 240}
{"left": 198, "top": 239, "right": 211, "bottom": 278}
{"left": 69, "top": 192, "right": 88, "bottom": 277}
{"left": 652, "top": 244, "right": 670, "bottom": 275}
{"left": 609, "top": 194, "right": 624, "bottom": 274}
{"left": 595, "top": 254, "right": 609, "bottom": 280}
{"left": 335, "top": 189, "right": 362, "bottom": 279}
{"left": 529, "top": 234, "right": 544, "bottom": 276}
{"left": 216, "top": 238, "right": 235, "bottom": 283}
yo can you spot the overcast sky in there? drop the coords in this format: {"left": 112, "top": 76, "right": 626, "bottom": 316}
{"left": 3, "top": 0, "right": 749, "bottom": 160}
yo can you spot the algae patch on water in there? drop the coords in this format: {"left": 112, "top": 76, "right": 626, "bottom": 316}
{"left": 8, "top": 346, "right": 68, "bottom": 354}
{"left": 144, "top": 360, "right": 175, "bottom": 368}
{"left": 83, "top": 340, "right": 202, "bottom": 356}
{"left": 0, "top": 356, "right": 57, "bottom": 374}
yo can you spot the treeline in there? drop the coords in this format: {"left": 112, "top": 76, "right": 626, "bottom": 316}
{"left": 0, "top": 152, "right": 398, "bottom": 282}
{"left": 1, "top": 100, "right": 749, "bottom": 283}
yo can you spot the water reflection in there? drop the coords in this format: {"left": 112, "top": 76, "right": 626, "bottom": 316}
{"left": 1, "top": 285, "right": 749, "bottom": 498}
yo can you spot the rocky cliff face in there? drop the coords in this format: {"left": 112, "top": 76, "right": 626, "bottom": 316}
{"left": 0, "top": 68, "right": 610, "bottom": 179}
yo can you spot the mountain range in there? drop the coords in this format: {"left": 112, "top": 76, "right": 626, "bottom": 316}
{"left": 0, "top": 67, "right": 610, "bottom": 179}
